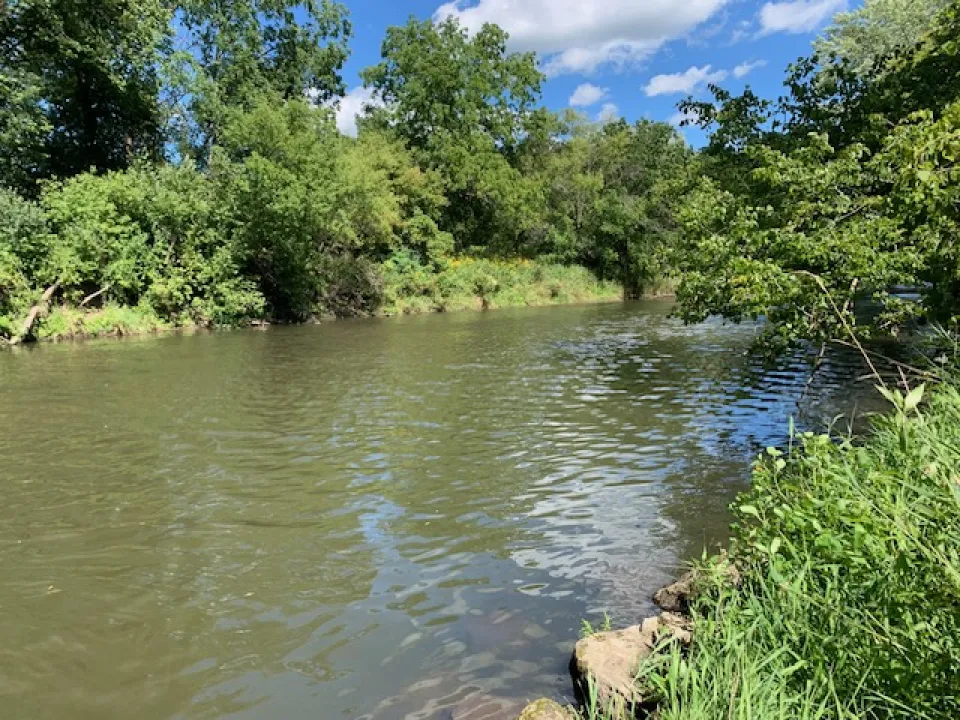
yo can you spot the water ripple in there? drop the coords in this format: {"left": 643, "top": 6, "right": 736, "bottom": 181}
{"left": 0, "top": 301, "right": 882, "bottom": 719}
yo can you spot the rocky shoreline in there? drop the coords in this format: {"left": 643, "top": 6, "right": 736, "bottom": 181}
{"left": 516, "top": 558, "right": 739, "bottom": 719}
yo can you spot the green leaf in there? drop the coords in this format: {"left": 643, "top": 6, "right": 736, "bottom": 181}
{"left": 904, "top": 384, "right": 926, "bottom": 413}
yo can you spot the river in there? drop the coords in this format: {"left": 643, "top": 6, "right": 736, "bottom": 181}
{"left": 0, "top": 300, "right": 881, "bottom": 719}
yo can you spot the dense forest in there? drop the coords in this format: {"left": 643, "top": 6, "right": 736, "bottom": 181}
{"left": 1, "top": 0, "right": 958, "bottom": 348}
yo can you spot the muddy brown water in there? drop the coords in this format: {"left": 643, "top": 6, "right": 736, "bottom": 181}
{"left": 0, "top": 300, "right": 882, "bottom": 719}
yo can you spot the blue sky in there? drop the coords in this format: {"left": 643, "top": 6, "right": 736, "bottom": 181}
{"left": 334, "top": 0, "right": 858, "bottom": 144}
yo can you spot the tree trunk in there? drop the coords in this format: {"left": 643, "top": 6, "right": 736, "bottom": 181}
{"left": 8, "top": 282, "right": 60, "bottom": 346}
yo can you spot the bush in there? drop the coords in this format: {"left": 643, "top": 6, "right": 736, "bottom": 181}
{"left": 316, "top": 254, "right": 385, "bottom": 317}
{"left": 639, "top": 384, "right": 960, "bottom": 720}
{"left": 0, "top": 187, "right": 54, "bottom": 337}
{"left": 41, "top": 164, "right": 263, "bottom": 327}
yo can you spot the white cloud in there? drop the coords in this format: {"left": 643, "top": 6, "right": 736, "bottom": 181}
{"left": 334, "top": 86, "right": 380, "bottom": 137}
{"left": 729, "top": 19, "right": 754, "bottom": 44}
{"left": 569, "top": 83, "right": 609, "bottom": 107}
{"left": 645, "top": 65, "right": 728, "bottom": 96}
{"left": 544, "top": 40, "right": 656, "bottom": 76}
{"left": 434, "top": 0, "right": 730, "bottom": 76}
{"left": 758, "top": 0, "right": 845, "bottom": 36}
{"left": 597, "top": 102, "right": 620, "bottom": 123}
{"left": 733, "top": 59, "right": 766, "bottom": 78}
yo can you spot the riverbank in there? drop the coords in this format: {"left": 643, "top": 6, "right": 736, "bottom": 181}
{"left": 6, "top": 258, "right": 629, "bottom": 344}
{"left": 525, "top": 381, "right": 960, "bottom": 720}
{"left": 379, "top": 256, "right": 625, "bottom": 316}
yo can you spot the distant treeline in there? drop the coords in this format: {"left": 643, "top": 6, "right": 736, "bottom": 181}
{"left": 1, "top": 0, "right": 959, "bottom": 348}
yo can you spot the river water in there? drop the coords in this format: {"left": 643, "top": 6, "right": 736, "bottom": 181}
{"left": 0, "top": 300, "right": 881, "bottom": 719}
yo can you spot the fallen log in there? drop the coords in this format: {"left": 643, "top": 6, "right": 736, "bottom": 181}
{"left": 8, "top": 282, "right": 60, "bottom": 346}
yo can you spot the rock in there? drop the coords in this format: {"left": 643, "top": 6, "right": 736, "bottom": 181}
{"left": 571, "top": 614, "right": 693, "bottom": 714}
{"left": 515, "top": 698, "right": 577, "bottom": 719}
{"left": 657, "top": 612, "right": 693, "bottom": 645}
{"left": 653, "top": 571, "right": 695, "bottom": 613}
{"left": 653, "top": 555, "right": 741, "bottom": 613}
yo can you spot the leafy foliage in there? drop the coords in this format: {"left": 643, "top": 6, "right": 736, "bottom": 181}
{"left": 0, "top": 187, "right": 52, "bottom": 336}
{"left": 362, "top": 16, "right": 546, "bottom": 252}
{"left": 167, "top": 0, "right": 352, "bottom": 163}
{"left": 0, "top": 0, "right": 171, "bottom": 193}
{"left": 637, "top": 384, "right": 960, "bottom": 720}
{"left": 41, "top": 163, "right": 264, "bottom": 325}
{"left": 674, "top": 0, "right": 960, "bottom": 352}
{"left": 815, "top": 0, "right": 954, "bottom": 77}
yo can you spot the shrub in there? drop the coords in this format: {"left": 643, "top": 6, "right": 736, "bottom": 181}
{"left": 639, "top": 384, "right": 960, "bottom": 720}
{"left": 40, "top": 164, "right": 263, "bottom": 327}
{"left": 316, "top": 254, "right": 385, "bottom": 317}
{"left": 0, "top": 187, "right": 54, "bottom": 337}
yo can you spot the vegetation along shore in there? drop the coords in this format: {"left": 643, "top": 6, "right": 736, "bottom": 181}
{"left": 513, "top": 0, "right": 960, "bottom": 717}
{"left": 2, "top": 0, "right": 960, "bottom": 718}
{"left": 1, "top": 0, "right": 687, "bottom": 345}
{"left": 520, "top": 380, "right": 959, "bottom": 720}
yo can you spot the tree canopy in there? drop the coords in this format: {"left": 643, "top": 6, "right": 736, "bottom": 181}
{"left": 0, "top": 0, "right": 171, "bottom": 192}
{"left": 2, "top": 0, "right": 960, "bottom": 353}
{"left": 673, "top": 0, "right": 960, "bottom": 352}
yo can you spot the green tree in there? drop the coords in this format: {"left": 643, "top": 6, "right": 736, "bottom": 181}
{"left": 0, "top": 187, "right": 53, "bottom": 336}
{"left": 815, "top": 0, "right": 953, "bottom": 76}
{"left": 675, "top": 95, "right": 960, "bottom": 351}
{"left": 534, "top": 111, "right": 606, "bottom": 262}
{"left": 361, "top": 16, "right": 544, "bottom": 252}
{"left": 589, "top": 120, "right": 693, "bottom": 298}
{"left": 533, "top": 113, "right": 693, "bottom": 297}
{"left": 214, "top": 98, "right": 450, "bottom": 318}
{"left": 0, "top": 0, "right": 171, "bottom": 192}
{"left": 167, "top": 0, "right": 351, "bottom": 162}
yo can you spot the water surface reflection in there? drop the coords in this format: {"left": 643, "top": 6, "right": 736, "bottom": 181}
{"left": 0, "top": 300, "right": 880, "bottom": 719}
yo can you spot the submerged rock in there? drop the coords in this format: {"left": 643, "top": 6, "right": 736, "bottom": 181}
{"left": 515, "top": 698, "right": 577, "bottom": 719}
{"left": 571, "top": 614, "right": 692, "bottom": 713}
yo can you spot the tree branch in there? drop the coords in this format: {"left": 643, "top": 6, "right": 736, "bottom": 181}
{"left": 80, "top": 284, "right": 112, "bottom": 307}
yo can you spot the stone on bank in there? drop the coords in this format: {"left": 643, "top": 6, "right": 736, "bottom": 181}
{"left": 570, "top": 613, "right": 691, "bottom": 713}
{"left": 514, "top": 697, "right": 578, "bottom": 719}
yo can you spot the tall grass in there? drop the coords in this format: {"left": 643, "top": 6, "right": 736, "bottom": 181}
{"left": 37, "top": 304, "right": 168, "bottom": 340}
{"left": 379, "top": 252, "right": 623, "bottom": 316}
{"left": 598, "top": 384, "right": 960, "bottom": 720}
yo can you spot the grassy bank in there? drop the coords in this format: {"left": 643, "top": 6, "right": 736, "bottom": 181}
{"left": 6, "top": 257, "right": 625, "bottom": 343}
{"left": 379, "top": 254, "right": 623, "bottom": 316}
{"left": 32, "top": 304, "right": 169, "bottom": 341}
{"left": 603, "top": 384, "right": 960, "bottom": 720}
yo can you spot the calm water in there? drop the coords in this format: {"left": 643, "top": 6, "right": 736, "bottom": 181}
{"left": 0, "top": 301, "right": 880, "bottom": 720}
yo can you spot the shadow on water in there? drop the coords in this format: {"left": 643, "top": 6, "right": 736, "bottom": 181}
{"left": 0, "top": 300, "right": 882, "bottom": 719}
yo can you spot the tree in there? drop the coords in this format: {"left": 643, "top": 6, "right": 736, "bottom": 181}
{"left": 815, "top": 0, "right": 953, "bottom": 77}
{"left": 361, "top": 16, "right": 544, "bottom": 252}
{"left": 167, "top": 0, "right": 352, "bottom": 162}
{"left": 532, "top": 113, "right": 693, "bottom": 297}
{"left": 361, "top": 16, "right": 541, "bottom": 155}
{"left": 0, "top": 0, "right": 171, "bottom": 192}
{"left": 586, "top": 120, "right": 693, "bottom": 298}
{"left": 672, "top": 1, "right": 960, "bottom": 353}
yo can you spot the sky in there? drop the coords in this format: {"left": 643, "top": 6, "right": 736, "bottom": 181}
{"left": 334, "top": 0, "right": 859, "bottom": 144}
